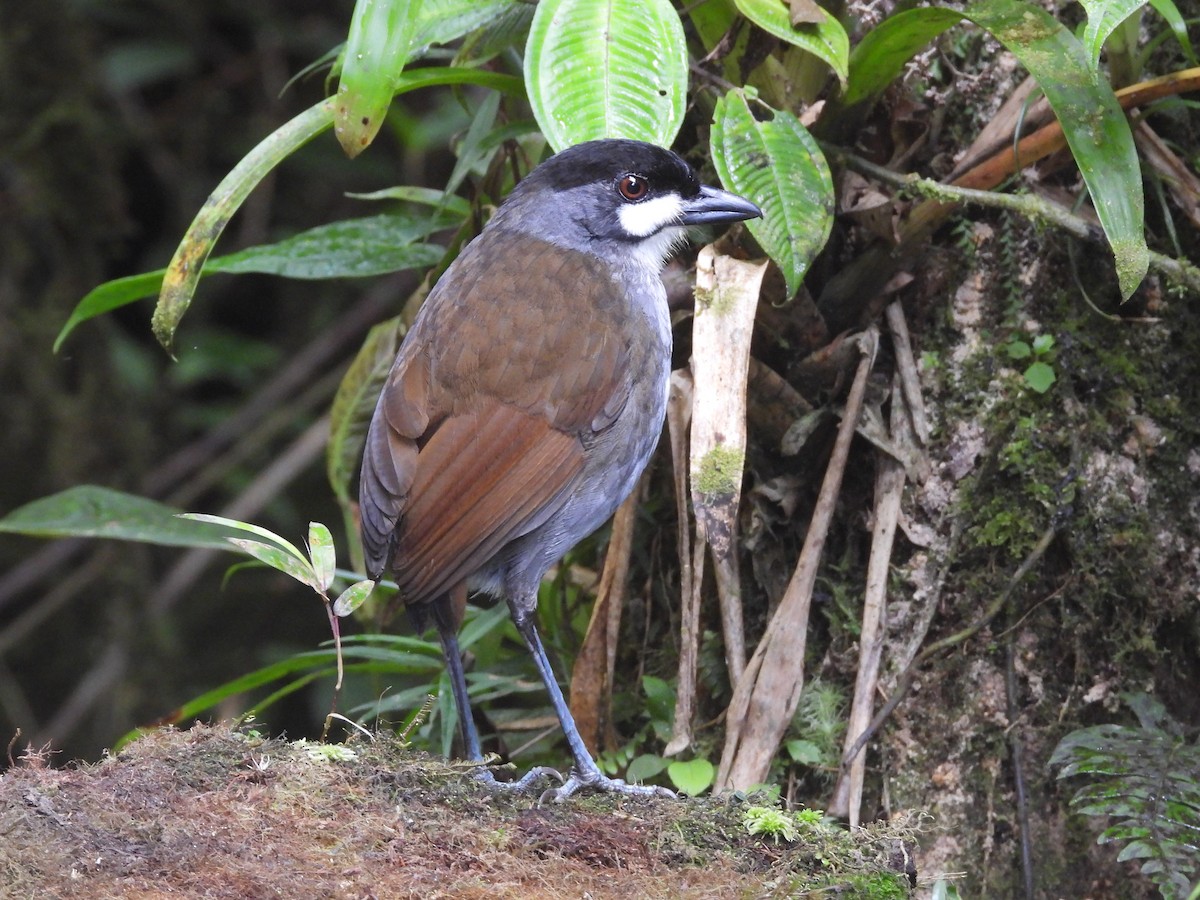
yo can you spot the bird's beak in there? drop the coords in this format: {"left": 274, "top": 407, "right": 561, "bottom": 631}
{"left": 680, "top": 185, "right": 763, "bottom": 226}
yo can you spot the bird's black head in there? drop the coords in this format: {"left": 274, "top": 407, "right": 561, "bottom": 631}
{"left": 492, "top": 139, "right": 761, "bottom": 268}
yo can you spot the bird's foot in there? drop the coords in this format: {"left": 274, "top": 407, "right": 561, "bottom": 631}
{"left": 538, "top": 768, "right": 676, "bottom": 804}
{"left": 472, "top": 764, "right": 563, "bottom": 793}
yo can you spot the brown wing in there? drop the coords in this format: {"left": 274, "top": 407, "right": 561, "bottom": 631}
{"left": 359, "top": 229, "right": 632, "bottom": 605}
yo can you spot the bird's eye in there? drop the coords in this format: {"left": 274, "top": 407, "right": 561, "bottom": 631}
{"left": 617, "top": 174, "right": 649, "bottom": 202}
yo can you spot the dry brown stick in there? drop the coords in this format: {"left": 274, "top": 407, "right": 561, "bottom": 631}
{"left": 842, "top": 523, "right": 1058, "bottom": 767}
{"left": 951, "top": 66, "right": 1200, "bottom": 194}
{"left": 665, "top": 369, "right": 700, "bottom": 756}
{"left": 902, "top": 67, "right": 1200, "bottom": 241}
{"left": 884, "top": 301, "right": 929, "bottom": 449}
{"left": 717, "top": 328, "right": 878, "bottom": 791}
{"left": 688, "top": 250, "right": 766, "bottom": 691}
{"left": 828, "top": 367, "right": 909, "bottom": 824}
{"left": 569, "top": 485, "right": 639, "bottom": 753}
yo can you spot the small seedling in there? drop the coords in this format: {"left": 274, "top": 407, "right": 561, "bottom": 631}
{"left": 178, "top": 514, "right": 375, "bottom": 738}
{"left": 295, "top": 739, "right": 358, "bottom": 763}
{"left": 743, "top": 806, "right": 799, "bottom": 843}
{"left": 1005, "top": 333, "right": 1056, "bottom": 393}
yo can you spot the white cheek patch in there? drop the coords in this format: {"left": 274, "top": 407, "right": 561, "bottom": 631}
{"left": 631, "top": 226, "right": 687, "bottom": 271}
{"left": 617, "top": 193, "right": 685, "bottom": 238}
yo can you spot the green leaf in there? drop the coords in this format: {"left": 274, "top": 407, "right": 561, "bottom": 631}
{"left": 1007, "top": 340, "right": 1032, "bottom": 359}
{"left": 689, "top": 0, "right": 738, "bottom": 52}
{"left": 786, "top": 738, "right": 823, "bottom": 765}
{"left": 667, "top": 757, "right": 716, "bottom": 796}
{"left": 152, "top": 99, "right": 336, "bottom": 352}
{"left": 711, "top": 90, "right": 834, "bottom": 298}
{"left": 455, "top": 2, "right": 537, "bottom": 65}
{"left": 308, "top": 522, "right": 336, "bottom": 592}
{"left": 333, "top": 579, "right": 377, "bottom": 617}
{"left": 626, "top": 753, "right": 669, "bottom": 783}
{"left": 227, "top": 537, "right": 322, "bottom": 591}
{"left": 213, "top": 213, "right": 451, "bottom": 280}
{"left": 687, "top": 0, "right": 746, "bottom": 85}
{"left": 0, "top": 486, "right": 247, "bottom": 550}
{"left": 841, "top": 1, "right": 1148, "bottom": 299}
{"left": 413, "top": 0, "right": 521, "bottom": 53}
{"left": 1145, "top": 0, "right": 1197, "bottom": 65}
{"left": 1078, "top": 0, "right": 1145, "bottom": 68}
{"left": 1031, "top": 333, "right": 1055, "bottom": 354}
{"left": 346, "top": 185, "right": 473, "bottom": 218}
{"left": 443, "top": 91, "right": 502, "bottom": 200}
{"left": 59, "top": 212, "right": 448, "bottom": 350}
{"left": 960, "top": 0, "right": 1148, "bottom": 299}
{"left": 643, "top": 675, "right": 677, "bottom": 725}
{"left": 327, "top": 316, "right": 404, "bottom": 505}
{"left": 457, "top": 601, "right": 511, "bottom": 650}
{"left": 335, "top": 0, "right": 423, "bottom": 157}
{"left": 734, "top": 0, "right": 849, "bottom": 87}
{"left": 179, "top": 513, "right": 309, "bottom": 565}
{"left": 54, "top": 272, "right": 165, "bottom": 352}
{"left": 842, "top": 7, "right": 963, "bottom": 107}
{"left": 147, "top": 67, "right": 523, "bottom": 353}
{"left": 1023, "top": 361, "right": 1057, "bottom": 393}
{"left": 524, "top": 0, "right": 688, "bottom": 150}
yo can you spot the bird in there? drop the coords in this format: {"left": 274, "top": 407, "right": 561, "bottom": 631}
{"left": 359, "top": 138, "right": 761, "bottom": 801}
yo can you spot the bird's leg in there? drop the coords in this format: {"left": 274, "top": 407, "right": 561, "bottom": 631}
{"left": 434, "top": 618, "right": 561, "bottom": 792}
{"left": 507, "top": 601, "right": 675, "bottom": 803}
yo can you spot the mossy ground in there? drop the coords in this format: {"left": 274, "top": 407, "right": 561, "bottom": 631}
{"left": 0, "top": 723, "right": 919, "bottom": 899}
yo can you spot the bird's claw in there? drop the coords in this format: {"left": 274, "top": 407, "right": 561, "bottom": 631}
{"left": 538, "top": 769, "right": 676, "bottom": 804}
{"left": 472, "top": 764, "right": 564, "bottom": 793}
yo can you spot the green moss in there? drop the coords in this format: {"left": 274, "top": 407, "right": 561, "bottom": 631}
{"left": 821, "top": 872, "right": 912, "bottom": 898}
{"left": 695, "top": 445, "right": 745, "bottom": 496}
{"left": 694, "top": 284, "right": 736, "bottom": 316}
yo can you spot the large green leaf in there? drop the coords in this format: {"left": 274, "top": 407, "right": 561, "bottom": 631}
{"left": 327, "top": 316, "right": 404, "bottom": 505}
{"left": 335, "top": 0, "right": 423, "bottom": 157}
{"left": 308, "top": 522, "right": 337, "bottom": 592}
{"left": 180, "top": 512, "right": 309, "bottom": 564}
{"left": 149, "top": 66, "right": 523, "bottom": 353}
{"left": 1079, "top": 0, "right": 1145, "bottom": 68}
{"left": 1144, "top": 0, "right": 1197, "bottom": 64}
{"left": 734, "top": 0, "right": 849, "bottom": 87}
{"left": 413, "top": 0, "right": 522, "bottom": 51}
{"left": 962, "top": 0, "right": 1147, "bottom": 299}
{"left": 57, "top": 212, "right": 451, "bottom": 351}
{"left": 213, "top": 213, "right": 452, "bottom": 279}
{"left": 841, "top": 0, "right": 1148, "bottom": 299}
{"left": 227, "top": 537, "right": 323, "bottom": 592}
{"left": 842, "top": 7, "right": 963, "bottom": 108}
{"left": 524, "top": 0, "right": 688, "bottom": 149}
{"left": 0, "top": 486, "right": 245, "bottom": 550}
{"left": 711, "top": 90, "right": 834, "bottom": 298}
{"left": 1078, "top": 0, "right": 1196, "bottom": 68}
{"left": 113, "top": 639, "right": 446, "bottom": 748}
